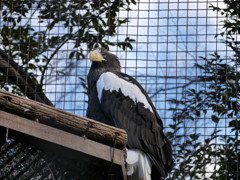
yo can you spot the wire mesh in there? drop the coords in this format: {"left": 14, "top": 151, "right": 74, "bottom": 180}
{"left": 0, "top": 0, "right": 239, "bottom": 179}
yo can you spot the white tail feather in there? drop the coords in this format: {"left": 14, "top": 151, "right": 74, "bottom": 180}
{"left": 126, "top": 149, "right": 152, "bottom": 180}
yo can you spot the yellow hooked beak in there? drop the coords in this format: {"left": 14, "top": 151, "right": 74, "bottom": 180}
{"left": 90, "top": 50, "right": 105, "bottom": 62}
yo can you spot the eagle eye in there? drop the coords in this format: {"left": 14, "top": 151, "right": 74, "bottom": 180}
{"left": 101, "top": 53, "right": 106, "bottom": 58}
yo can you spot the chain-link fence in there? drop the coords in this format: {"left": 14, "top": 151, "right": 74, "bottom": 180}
{"left": 0, "top": 0, "right": 239, "bottom": 179}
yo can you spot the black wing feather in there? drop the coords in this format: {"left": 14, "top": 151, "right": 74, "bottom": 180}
{"left": 98, "top": 72, "right": 173, "bottom": 178}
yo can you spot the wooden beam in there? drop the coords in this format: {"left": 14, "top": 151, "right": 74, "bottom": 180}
{"left": 0, "top": 110, "right": 125, "bottom": 166}
{"left": 0, "top": 90, "right": 127, "bottom": 149}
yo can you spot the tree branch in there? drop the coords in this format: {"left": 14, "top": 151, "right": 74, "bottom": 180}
{"left": 40, "top": 30, "right": 80, "bottom": 87}
{"left": 150, "top": 76, "right": 213, "bottom": 98}
{"left": 0, "top": 49, "right": 53, "bottom": 106}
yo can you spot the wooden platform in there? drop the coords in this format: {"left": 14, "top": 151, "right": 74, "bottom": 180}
{"left": 0, "top": 90, "right": 128, "bottom": 179}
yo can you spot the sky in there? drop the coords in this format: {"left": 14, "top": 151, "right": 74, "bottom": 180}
{"left": 52, "top": 0, "right": 228, "bottom": 118}
{"left": 0, "top": 0, "right": 234, "bottom": 178}
{"left": 3, "top": 0, "right": 228, "bottom": 131}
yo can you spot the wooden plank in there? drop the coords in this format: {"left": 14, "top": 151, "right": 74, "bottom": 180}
{"left": 0, "top": 110, "right": 125, "bottom": 166}
{"left": 0, "top": 111, "right": 124, "bottom": 165}
{"left": 0, "top": 90, "right": 127, "bottom": 149}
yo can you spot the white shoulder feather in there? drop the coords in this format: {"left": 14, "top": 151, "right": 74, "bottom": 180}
{"left": 96, "top": 72, "right": 153, "bottom": 112}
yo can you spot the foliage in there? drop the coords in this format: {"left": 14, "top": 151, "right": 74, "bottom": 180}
{"left": 168, "top": 1, "right": 240, "bottom": 179}
{"left": 0, "top": 0, "right": 137, "bottom": 178}
{"left": 0, "top": 0, "right": 135, "bottom": 102}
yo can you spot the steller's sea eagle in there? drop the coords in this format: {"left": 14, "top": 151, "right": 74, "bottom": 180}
{"left": 87, "top": 48, "right": 173, "bottom": 180}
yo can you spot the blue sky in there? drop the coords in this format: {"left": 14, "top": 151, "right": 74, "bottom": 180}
{"left": 9, "top": 0, "right": 229, "bottom": 143}
{"left": 0, "top": 0, "right": 235, "bottom": 177}
{"left": 41, "top": 1, "right": 230, "bottom": 125}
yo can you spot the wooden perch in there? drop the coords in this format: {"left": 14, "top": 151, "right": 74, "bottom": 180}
{"left": 0, "top": 90, "right": 127, "bottom": 149}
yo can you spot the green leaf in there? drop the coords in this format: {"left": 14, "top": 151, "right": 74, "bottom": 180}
{"left": 211, "top": 115, "right": 219, "bottom": 123}
{"left": 203, "top": 109, "right": 207, "bottom": 114}
{"left": 69, "top": 51, "right": 75, "bottom": 59}
{"left": 17, "top": 16, "right": 22, "bottom": 23}
{"left": 190, "top": 134, "right": 199, "bottom": 141}
{"left": 195, "top": 110, "right": 200, "bottom": 117}
{"left": 2, "top": 10, "right": 7, "bottom": 16}
{"left": 229, "top": 120, "right": 240, "bottom": 130}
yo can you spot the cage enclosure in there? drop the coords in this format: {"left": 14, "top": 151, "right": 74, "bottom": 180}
{"left": 0, "top": 0, "right": 239, "bottom": 179}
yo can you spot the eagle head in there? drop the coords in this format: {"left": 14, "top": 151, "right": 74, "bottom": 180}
{"left": 89, "top": 48, "right": 121, "bottom": 72}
